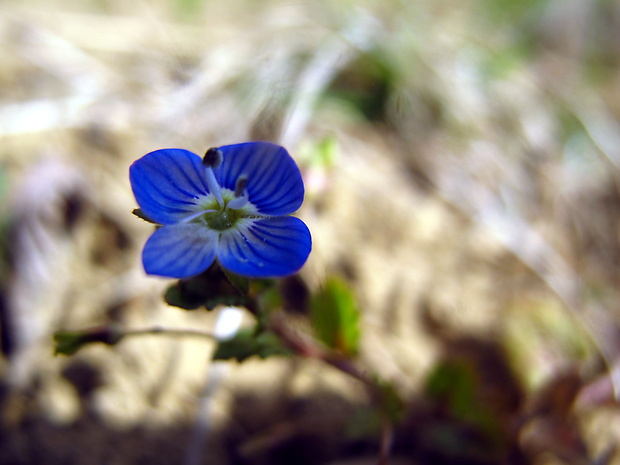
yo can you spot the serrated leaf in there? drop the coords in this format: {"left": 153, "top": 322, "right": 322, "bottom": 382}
{"left": 212, "top": 328, "right": 291, "bottom": 362}
{"left": 310, "top": 277, "right": 360, "bottom": 356}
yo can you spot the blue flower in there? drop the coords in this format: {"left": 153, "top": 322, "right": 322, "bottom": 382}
{"left": 130, "top": 141, "right": 312, "bottom": 279}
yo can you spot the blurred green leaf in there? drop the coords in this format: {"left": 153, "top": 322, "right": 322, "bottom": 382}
{"left": 326, "top": 52, "right": 395, "bottom": 122}
{"left": 165, "top": 265, "right": 248, "bottom": 311}
{"left": 164, "top": 284, "right": 206, "bottom": 310}
{"left": 54, "top": 331, "right": 87, "bottom": 356}
{"left": 305, "top": 136, "right": 339, "bottom": 169}
{"left": 254, "top": 281, "right": 281, "bottom": 316}
{"left": 310, "top": 277, "right": 360, "bottom": 356}
{"left": 346, "top": 407, "right": 383, "bottom": 439}
{"left": 424, "top": 358, "right": 501, "bottom": 439}
{"left": 213, "top": 328, "right": 291, "bottom": 362}
{"left": 478, "top": 0, "right": 548, "bottom": 23}
{"left": 426, "top": 360, "right": 477, "bottom": 420}
{"left": 223, "top": 268, "right": 250, "bottom": 294}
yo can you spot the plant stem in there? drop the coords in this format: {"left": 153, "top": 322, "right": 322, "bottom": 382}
{"left": 267, "top": 313, "right": 395, "bottom": 464}
{"left": 122, "top": 326, "right": 217, "bottom": 340}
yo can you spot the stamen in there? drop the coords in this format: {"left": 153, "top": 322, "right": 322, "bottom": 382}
{"left": 227, "top": 174, "right": 249, "bottom": 210}
{"left": 202, "top": 148, "right": 224, "bottom": 206}
{"left": 180, "top": 209, "right": 218, "bottom": 224}
{"left": 227, "top": 195, "right": 249, "bottom": 210}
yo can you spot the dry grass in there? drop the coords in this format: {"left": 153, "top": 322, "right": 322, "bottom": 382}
{"left": 1, "top": 1, "right": 620, "bottom": 464}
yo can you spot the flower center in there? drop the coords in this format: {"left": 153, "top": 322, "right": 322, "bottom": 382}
{"left": 194, "top": 147, "right": 252, "bottom": 231}
{"left": 202, "top": 205, "right": 244, "bottom": 231}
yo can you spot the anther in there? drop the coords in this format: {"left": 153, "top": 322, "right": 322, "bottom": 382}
{"left": 202, "top": 147, "right": 223, "bottom": 169}
{"left": 234, "top": 175, "right": 248, "bottom": 198}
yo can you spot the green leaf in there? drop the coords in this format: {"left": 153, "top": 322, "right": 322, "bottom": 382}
{"left": 223, "top": 268, "right": 250, "bottom": 294}
{"left": 310, "top": 277, "right": 360, "bottom": 356}
{"left": 164, "top": 284, "right": 206, "bottom": 310}
{"left": 165, "top": 265, "right": 248, "bottom": 311}
{"left": 213, "top": 328, "right": 291, "bottom": 362}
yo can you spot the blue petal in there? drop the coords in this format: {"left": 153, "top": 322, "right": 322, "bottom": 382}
{"left": 215, "top": 142, "right": 304, "bottom": 216}
{"left": 142, "top": 223, "right": 218, "bottom": 278}
{"left": 130, "top": 149, "right": 210, "bottom": 225}
{"left": 218, "top": 216, "right": 311, "bottom": 277}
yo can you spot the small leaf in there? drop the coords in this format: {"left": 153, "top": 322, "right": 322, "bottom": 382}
{"left": 164, "top": 284, "right": 205, "bottom": 310}
{"left": 213, "top": 328, "right": 291, "bottom": 362}
{"left": 132, "top": 208, "right": 157, "bottom": 224}
{"left": 310, "top": 277, "right": 360, "bottom": 356}
{"left": 54, "top": 331, "right": 88, "bottom": 356}
{"left": 54, "top": 325, "right": 123, "bottom": 356}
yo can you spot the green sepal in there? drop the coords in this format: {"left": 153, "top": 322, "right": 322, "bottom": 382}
{"left": 212, "top": 327, "right": 291, "bottom": 362}
{"left": 131, "top": 208, "right": 157, "bottom": 224}
{"left": 310, "top": 277, "right": 361, "bottom": 356}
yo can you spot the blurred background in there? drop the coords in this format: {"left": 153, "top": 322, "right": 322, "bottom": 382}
{"left": 1, "top": 0, "right": 620, "bottom": 464}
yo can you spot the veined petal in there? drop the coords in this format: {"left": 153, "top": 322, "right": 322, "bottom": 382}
{"left": 215, "top": 142, "right": 304, "bottom": 216}
{"left": 142, "top": 223, "right": 218, "bottom": 278}
{"left": 130, "top": 149, "right": 210, "bottom": 225}
{"left": 218, "top": 216, "right": 311, "bottom": 278}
